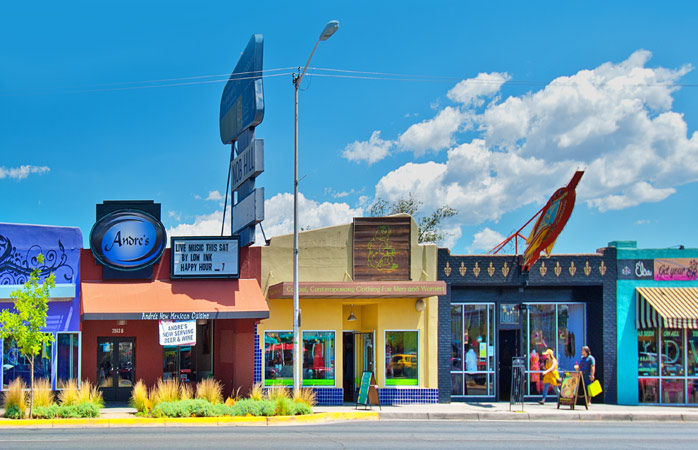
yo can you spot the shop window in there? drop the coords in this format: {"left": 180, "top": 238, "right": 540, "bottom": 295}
{"left": 302, "top": 331, "right": 335, "bottom": 386}
{"left": 450, "top": 304, "right": 495, "bottom": 396}
{"left": 385, "top": 330, "right": 418, "bottom": 386}
{"left": 2, "top": 336, "right": 53, "bottom": 390}
{"left": 638, "top": 329, "right": 658, "bottom": 377}
{"left": 264, "top": 331, "right": 293, "bottom": 386}
{"left": 637, "top": 327, "right": 698, "bottom": 404}
{"left": 524, "top": 303, "right": 586, "bottom": 396}
{"left": 57, "top": 333, "right": 80, "bottom": 387}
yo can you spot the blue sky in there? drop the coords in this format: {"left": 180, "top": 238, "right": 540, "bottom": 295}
{"left": 2, "top": 1, "right": 697, "bottom": 255}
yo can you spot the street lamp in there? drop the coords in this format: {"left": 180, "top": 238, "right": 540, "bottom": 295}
{"left": 292, "top": 20, "right": 339, "bottom": 396}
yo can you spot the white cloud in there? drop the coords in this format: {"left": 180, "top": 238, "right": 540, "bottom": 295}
{"left": 635, "top": 219, "right": 650, "bottom": 225}
{"left": 397, "top": 106, "right": 470, "bottom": 155}
{"left": 447, "top": 72, "right": 511, "bottom": 106}
{"left": 0, "top": 165, "right": 50, "bottom": 180}
{"left": 167, "top": 210, "right": 229, "bottom": 239}
{"left": 342, "top": 130, "right": 394, "bottom": 165}
{"left": 206, "top": 190, "right": 223, "bottom": 201}
{"left": 371, "top": 50, "right": 697, "bottom": 238}
{"left": 469, "top": 228, "right": 506, "bottom": 253}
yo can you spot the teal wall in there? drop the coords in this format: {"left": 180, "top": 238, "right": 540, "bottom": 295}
{"left": 615, "top": 244, "right": 698, "bottom": 405}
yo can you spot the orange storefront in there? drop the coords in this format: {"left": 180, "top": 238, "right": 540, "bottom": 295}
{"left": 80, "top": 246, "right": 268, "bottom": 401}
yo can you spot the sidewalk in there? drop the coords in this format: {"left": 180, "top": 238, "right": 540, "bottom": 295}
{"left": 1, "top": 401, "right": 697, "bottom": 427}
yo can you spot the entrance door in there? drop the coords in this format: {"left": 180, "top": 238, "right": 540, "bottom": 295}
{"left": 498, "top": 330, "right": 519, "bottom": 401}
{"left": 342, "top": 332, "right": 355, "bottom": 402}
{"left": 97, "top": 337, "right": 135, "bottom": 402}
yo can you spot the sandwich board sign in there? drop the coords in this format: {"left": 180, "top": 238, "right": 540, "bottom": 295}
{"left": 557, "top": 371, "right": 588, "bottom": 410}
{"left": 356, "top": 371, "right": 381, "bottom": 410}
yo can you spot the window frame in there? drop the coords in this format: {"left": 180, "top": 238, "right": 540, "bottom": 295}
{"left": 384, "top": 329, "right": 420, "bottom": 387}
{"left": 56, "top": 331, "right": 82, "bottom": 391}
{"left": 301, "top": 330, "right": 337, "bottom": 388}
{"left": 449, "top": 303, "right": 496, "bottom": 397}
{"left": 263, "top": 330, "right": 294, "bottom": 387}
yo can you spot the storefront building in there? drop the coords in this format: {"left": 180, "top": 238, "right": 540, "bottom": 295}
{"left": 257, "top": 216, "right": 446, "bottom": 405}
{"left": 80, "top": 201, "right": 269, "bottom": 401}
{"left": 0, "top": 223, "right": 82, "bottom": 391}
{"left": 438, "top": 248, "right": 617, "bottom": 403}
{"left": 614, "top": 241, "right": 698, "bottom": 405}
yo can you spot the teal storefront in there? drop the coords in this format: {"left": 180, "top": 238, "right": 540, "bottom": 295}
{"left": 614, "top": 241, "right": 698, "bottom": 405}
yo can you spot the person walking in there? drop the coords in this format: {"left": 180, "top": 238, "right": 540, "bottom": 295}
{"left": 575, "top": 345, "right": 596, "bottom": 403}
{"left": 537, "top": 348, "right": 560, "bottom": 405}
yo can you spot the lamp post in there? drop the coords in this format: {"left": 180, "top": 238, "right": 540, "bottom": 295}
{"left": 292, "top": 20, "right": 339, "bottom": 396}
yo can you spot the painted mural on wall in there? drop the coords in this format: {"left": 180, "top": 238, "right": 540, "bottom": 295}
{"left": 0, "top": 224, "right": 81, "bottom": 286}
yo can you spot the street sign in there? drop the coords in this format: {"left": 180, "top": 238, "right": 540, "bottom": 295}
{"left": 231, "top": 139, "right": 264, "bottom": 191}
{"left": 232, "top": 188, "right": 264, "bottom": 234}
{"left": 219, "top": 34, "right": 265, "bottom": 144}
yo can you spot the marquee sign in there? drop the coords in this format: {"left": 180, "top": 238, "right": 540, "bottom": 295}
{"left": 89, "top": 210, "right": 167, "bottom": 271}
{"left": 171, "top": 236, "right": 240, "bottom": 279}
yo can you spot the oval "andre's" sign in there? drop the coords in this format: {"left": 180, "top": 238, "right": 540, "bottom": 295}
{"left": 90, "top": 210, "right": 167, "bottom": 271}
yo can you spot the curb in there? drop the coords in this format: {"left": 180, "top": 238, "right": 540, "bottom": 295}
{"left": 0, "top": 411, "right": 380, "bottom": 428}
{"left": 379, "top": 411, "right": 698, "bottom": 423}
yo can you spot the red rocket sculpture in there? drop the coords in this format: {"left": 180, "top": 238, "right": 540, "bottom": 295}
{"left": 521, "top": 171, "right": 584, "bottom": 271}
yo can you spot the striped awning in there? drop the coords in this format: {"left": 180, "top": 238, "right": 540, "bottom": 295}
{"left": 636, "top": 287, "right": 698, "bottom": 329}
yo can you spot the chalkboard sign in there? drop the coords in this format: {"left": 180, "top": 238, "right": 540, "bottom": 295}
{"left": 557, "top": 371, "right": 588, "bottom": 410}
{"left": 356, "top": 371, "right": 381, "bottom": 410}
{"left": 510, "top": 356, "right": 526, "bottom": 412}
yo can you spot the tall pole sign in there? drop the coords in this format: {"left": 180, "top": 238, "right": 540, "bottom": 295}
{"left": 220, "top": 34, "right": 265, "bottom": 247}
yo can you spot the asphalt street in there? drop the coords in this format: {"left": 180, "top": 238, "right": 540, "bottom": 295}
{"left": 1, "top": 421, "right": 697, "bottom": 449}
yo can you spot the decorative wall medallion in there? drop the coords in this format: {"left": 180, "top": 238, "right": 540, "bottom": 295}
{"left": 554, "top": 261, "right": 562, "bottom": 277}
{"left": 539, "top": 261, "right": 547, "bottom": 277}
{"left": 473, "top": 262, "right": 481, "bottom": 277}
{"left": 584, "top": 261, "right": 592, "bottom": 276}
{"left": 502, "top": 262, "right": 510, "bottom": 277}
{"left": 444, "top": 261, "right": 452, "bottom": 277}
{"left": 487, "top": 262, "right": 495, "bottom": 277}
{"left": 599, "top": 260, "right": 607, "bottom": 276}
{"left": 569, "top": 261, "right": 577, "bottom": 277}
{"left": 459, "top": 262, "right": 467, "bottom": 276}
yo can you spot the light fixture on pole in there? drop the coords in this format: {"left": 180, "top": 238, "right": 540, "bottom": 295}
{"left": 292, "top": 20, "right": 339, "bottom": 397}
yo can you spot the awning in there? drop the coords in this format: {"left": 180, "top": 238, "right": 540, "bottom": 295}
{"left": 636, "top": 287, "right": 698, "bottom": 329}
{"left": 81, "top": 279, "right": 269, "bottom": 320}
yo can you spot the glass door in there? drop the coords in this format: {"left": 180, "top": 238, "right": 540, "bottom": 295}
{"left": 355, "top": 332, "right": 375, "bottom": 382}
{"left": 97, "top": 337, "right": 135, "bottom": 402}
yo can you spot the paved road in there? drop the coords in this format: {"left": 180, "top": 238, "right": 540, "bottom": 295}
{"left": 1, "top": 421, "right": 697, "bottom": 449}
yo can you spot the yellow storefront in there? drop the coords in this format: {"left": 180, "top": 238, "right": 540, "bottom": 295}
{"left": 257, "top": 215, "right": 445, "bottom": 405}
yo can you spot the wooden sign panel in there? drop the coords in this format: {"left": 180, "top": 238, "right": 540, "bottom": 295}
{"left": 353, "top": 217, "right": 411, "bottom": 281}
{"left": 557, "top": 371, "right": 588, "bottom": 410}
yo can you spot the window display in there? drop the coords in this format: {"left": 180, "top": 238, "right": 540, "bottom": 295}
{"left": 385, "top": 331, "right": 418, "bottom": 386}
{"left": 637, "top": 327, "right": 698, "bottom": 404}
{"left": 450, "top": 304, "right": 494, "bottom": 396}
{"left": 57, "top": 333, "right": 80, "bottom": 386}
{"left": 264, "top": 331, "right": 293, "bottom": 386}
{"left": 302, "top": 331, "right": 335, "bottom": 386}
{"left": 2, "top": 337, "right": 52, "bottom": 389}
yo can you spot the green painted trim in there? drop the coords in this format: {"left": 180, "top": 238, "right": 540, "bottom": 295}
{"left": 385, "top": 378, "right": 418, "bottom": 386}
{"left": 264, "top": 379, "right": 292, "bottom": 386}
{"left": 302, "top": 379, "right": 335, "bottom": 386}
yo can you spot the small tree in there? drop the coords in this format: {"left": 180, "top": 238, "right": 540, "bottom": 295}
{"left": 369, "top": 194, "right": 457, "bottom": 243}
{"left": 0, "top": 254, "right": 55, "bottom": 419}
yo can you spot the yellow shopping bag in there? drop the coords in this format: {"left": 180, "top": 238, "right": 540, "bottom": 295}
{"left": 588, "top": 380, "right": 603, "bottom": 397}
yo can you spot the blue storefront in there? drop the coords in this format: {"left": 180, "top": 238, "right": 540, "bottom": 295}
{"left": 614, "top": 241, "right": 698, "bottom": 405}
{"left": 0, "top": 223, "right": 82, "bottom": 391}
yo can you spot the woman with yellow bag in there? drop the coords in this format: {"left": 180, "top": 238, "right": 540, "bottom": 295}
{"left": 537, "top": 349, "right": 560, "bottom": 405}
{"left": 575, "top": 345, "right": 599, "bottom": 403}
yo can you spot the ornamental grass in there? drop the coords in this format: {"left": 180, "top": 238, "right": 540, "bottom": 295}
{"left": 180, "top": 382, "right": 193, "bottom": 401}
{"left": 77, "top": 379, "right": 104, "bottom": 408}
{"left": 293, "top": 388, "right": 317, "bottom": 407}
{"left": 248, "top": 382, "right": 264, "bottom": 401}
{"left": 58, "top": 379, "right": 80, "bottom": 406}
{"left": 195, "top": 378, "right": 223, "bottom": 405}
{"left": 129, "top": 379, "right": 151, "bottom": 414}
{"left": 152, "top": 378, "right": 180, "bottom": 405}
{"left": 3, "top": 378, "right": 27, "bottom": 419}
{"left": 33, "top": 378, "right": 55, "bottom": 408}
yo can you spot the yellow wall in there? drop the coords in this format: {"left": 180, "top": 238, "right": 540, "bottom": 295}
{"left": 258, "top": 215, "right": 440, "bottom": 389}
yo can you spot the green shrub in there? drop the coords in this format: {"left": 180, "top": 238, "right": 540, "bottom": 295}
{"left": 56, "top": 401, "right": 100, "bottom": 418}
{"left": 5, "top": 404, "right": 25, "bottom": 419}
{"left": 152, "top": 401, "right": 187, "bottom": 418}
{"left": 33, "top": 404, "right": 60, "bottom": 419}
{"left": 180, "top": 399, "right": 215, "bottom": 417}
{"left": 291, "top": 402, "right": 313, "bottom": 416}
{"left": 231, "top": 399, "right": 276, "bottom": 417}
{"left": 213, "top": 403, "right": 234, "bottom": 416}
